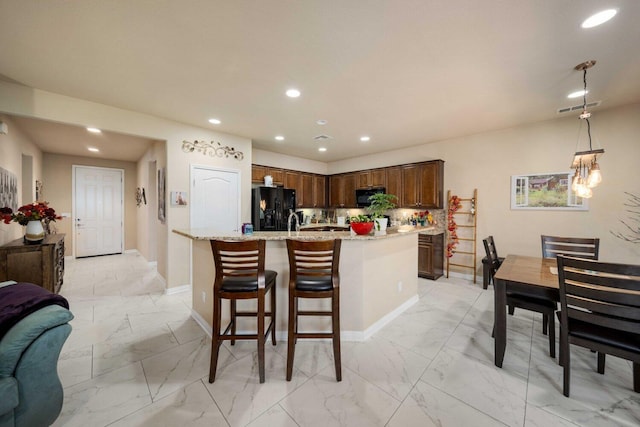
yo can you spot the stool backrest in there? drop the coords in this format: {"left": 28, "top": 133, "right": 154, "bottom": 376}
{"left": 541, "top": 235, "right": 599, "bottom": 260}
{"left": 286, "top": 239, "right": 341, "bottom": 284}
{"left": 210, "top": 239, "right": 267, "bottom": 288}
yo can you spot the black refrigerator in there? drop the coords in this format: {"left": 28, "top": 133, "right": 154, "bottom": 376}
{"left": 252, "top": 187, "right": 296, "bottom": 231}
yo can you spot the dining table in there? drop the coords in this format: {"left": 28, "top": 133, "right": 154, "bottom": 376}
{"left": 493, "top": 254, "right": 559, "bottom": 367}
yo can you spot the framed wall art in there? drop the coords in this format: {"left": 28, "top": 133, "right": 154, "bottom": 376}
{"left": 158, "top": 167, "right": 166, "bottom": 223}
{"left": 0, "top": 167, "right": 18, "bottom": 210}
{"left": 170, "top": 191, "right": 187, "bottom": 206}
{"left": 511, "top": 171, "right": 588, "bottom": 211}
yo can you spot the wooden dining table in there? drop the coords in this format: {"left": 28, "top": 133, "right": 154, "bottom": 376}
{"left": 493, "top": 255, "right": 559, "bottom": 367}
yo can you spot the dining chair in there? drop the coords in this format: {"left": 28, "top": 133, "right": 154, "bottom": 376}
{"left": 482, "top": 235, "right": 504, "bottom": 290}
{"left": 208, "top": 239, "right": 277, "bottom": 383}
{"left": 484, "top": 236, "right": 557, "bottom": 357}
{"left": 286, "top": 238, "right": 342, "bottom": 381}
{"left": 556, "top": 255, "right": 640, "bottom": 397}
{"left": 541, "top": 235, "right": 599, "bottom": 260}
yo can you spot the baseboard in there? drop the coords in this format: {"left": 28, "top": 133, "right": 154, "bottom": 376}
{"left": 165, "top": 283, "right": 191, "bottom": 295}
{"left": 191, "top": 308, "right": 213, "bottom": 339}
{"left": 190, "top": 294, "right": 419, "bottom": 343}
{"left": 124, "top": 249, "right": 139, "bottom": 254}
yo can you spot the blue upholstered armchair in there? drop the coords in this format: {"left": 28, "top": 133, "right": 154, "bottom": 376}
{"left": 0, "top": 304, "right": 73, "bottom": 427}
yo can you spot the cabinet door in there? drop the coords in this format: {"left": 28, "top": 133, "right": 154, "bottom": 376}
{"left": 269, "top": 168, "right": 284, "bottom": 185}
{"left": 401, "top": 165, "right": 420, "bottom": 208}
{"left": 252, "top": 165, "right": 267, "bottom": 183}
{"left": 385, "top": 167, "right": 403, "bottom": 206}
{"left": 329, "top": 175, "right": 343, "bottom": 207}
{"left": 300, "top": 173, "right": 314, "bottom": 207}
{"left": 312, "top": 175, "right": 326, "bottom": 208}
{"left": 418, "top": 241, "right": 433, "bottom": 277}
{"left": 285, "top": 171, "right": 303, "bottom": 207}
{"left": 356, "top": 171, "right": 370, "bottom": 189}
{"left": 370, "top": 169, "right": 386, "bottom": 187}
{"left": 342, "top": 174, "right": 357, "bottom": 207}
{"left": 419, "top": 161, "right": 442, "bottom": 208}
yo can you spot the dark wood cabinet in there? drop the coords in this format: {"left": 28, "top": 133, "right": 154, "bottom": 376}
{"left": 401, "top": 160, "right": 444, "bottom": 209}
{"left": 312, "top": 175, "right": 326, "bottom": 208}
{"left": 356, "top": 169, "right": 385, "bottom": 189}
{"left": 418, "top": 233, "right": 443, "bottom": 280}
{"left": 329, "top": 174, "right": 357, "bottom": 208}
{"left": 0, "top": 234, "right": 65, "bottom": 293}
{"left": 385, "top": 166, "right": 403, "bottom": 206}
{"left": 252, "top": 165, "right": 284, "bottom": 185}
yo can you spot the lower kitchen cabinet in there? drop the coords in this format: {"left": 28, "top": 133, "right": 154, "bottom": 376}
{"left": 418, "top": 232, "right": 443, "bottom": 280}
{"left": 0, "top": 234, "right": 65, "bottom": 293}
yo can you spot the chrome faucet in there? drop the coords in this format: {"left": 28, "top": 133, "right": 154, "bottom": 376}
{"left": 287, "top": 210, "right": 300, "bottom": 235}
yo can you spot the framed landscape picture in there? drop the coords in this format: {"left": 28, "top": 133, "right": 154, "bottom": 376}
{"left": 511, "top": 171, "right": 588, "bottom": 210}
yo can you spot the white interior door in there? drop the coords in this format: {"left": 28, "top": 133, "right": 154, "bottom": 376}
{"left": 74, "top": 166, "right": 124, "bottom": 257}
{"left": 190, "top": 166, "right": 240, "bottom": 231}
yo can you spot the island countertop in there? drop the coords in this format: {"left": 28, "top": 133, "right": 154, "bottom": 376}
{"left": 172, "top": 225, "right": 443, "bottom": 241}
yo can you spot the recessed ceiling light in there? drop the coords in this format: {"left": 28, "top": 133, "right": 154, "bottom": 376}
{"left": 568, "top": 90, "right": 588, "bottom": 99}
{"left": 86, "top": 127, "right": 101, "bottom": 133}
{"left": 88, "top": 147, "right": 100, "bottom": 152}
{"left": 316, "top": 119, "right": 327, "bottom": 125}
{"left": 360, "top": 136, "right": 370, "bottom": 142}
{"left": 581, "top": 9, "right": 617, "bottom": 28}
{"left": 275, "top": 135, "right": 285, "bottom": 141}
{"left": 208, "top": 118, "right": 221, "bottom": 125}
{"left": 318, "top": 147, "right": 327, "bottom": 152}
{"left": 286, "top": 88, "right": 301, "bottom": 98}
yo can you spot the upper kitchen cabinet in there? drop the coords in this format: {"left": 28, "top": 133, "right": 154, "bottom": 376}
{"left": 252, "top": 165, "right": 284, "bottom": 185}
{"left": 385, "top": 166, "right": 403, "bottom": 205}
{"left": 329, "top": 173, "right": 357, "bottom": 208}
{"left": 401, "top": 160, "right": 444, "bottom": 209}
{"left": 284, "top": 171, "right": 326, "bottom": 208}
{"left": 356, "top": 169, "right": 386, "bottom": 189}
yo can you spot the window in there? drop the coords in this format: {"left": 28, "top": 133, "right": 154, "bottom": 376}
{"left": 510, "top": 172, "right": 587, "bottom": 210}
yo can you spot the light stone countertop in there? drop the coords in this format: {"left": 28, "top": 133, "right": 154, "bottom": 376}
{"left": 173, "top": 225, "right": 442, "bottom": 241}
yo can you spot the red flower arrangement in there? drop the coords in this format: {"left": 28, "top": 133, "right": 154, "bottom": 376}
{"left": 446, "top": 195, "right": 462, "bottom": 257}
{"left": 1, "top": 202, "right": 62, "bottom": 226}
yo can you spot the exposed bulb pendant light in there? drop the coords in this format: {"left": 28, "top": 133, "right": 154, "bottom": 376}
{"left": 570, "top": 60, "right": 604, "bottom": 199}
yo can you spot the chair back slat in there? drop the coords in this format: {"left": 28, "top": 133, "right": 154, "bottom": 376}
{"left": 210, "top": 240, "right": 266, "bottom": 284}
{"left": 287, "top": 239, "right": 341, "bottom": 281}
{"left": 541, "top": 235, "right": 599, "bottom": 260}
{"left": 557, "top": 255, "right": 640, "bottom": 337}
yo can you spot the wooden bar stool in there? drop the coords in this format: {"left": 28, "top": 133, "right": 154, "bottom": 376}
{"left": 285, "top": 239, "right": 342, "bottom": 381}
{"left": 209, "top": 239, "right": 277, "bottom": 383}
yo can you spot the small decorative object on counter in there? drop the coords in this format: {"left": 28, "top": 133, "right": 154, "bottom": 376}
{"left": 242, "top": 223, "right": 254, "bottom": 235}
{"left": 350, "top": 215, "right": 374, "bottom": 235}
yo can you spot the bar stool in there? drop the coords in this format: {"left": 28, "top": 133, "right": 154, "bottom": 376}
{"left": 209, "top": 239, "right": 277, "bottom": 383}
{"left": 285, "top": 238, "right": 342, "bottom": 381}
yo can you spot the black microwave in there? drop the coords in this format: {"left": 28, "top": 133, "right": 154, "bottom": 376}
{"left": 355, "top": 187, "right": 386, "bottom": 207}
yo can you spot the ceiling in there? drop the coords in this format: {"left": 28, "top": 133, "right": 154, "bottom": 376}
{"left": 1, "top": 1, "right": 639, "bottom": 162}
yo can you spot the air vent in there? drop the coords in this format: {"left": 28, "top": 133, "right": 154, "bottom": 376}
{"left": 557, "top": 101, "right": 601, "bottom": 114}
{"left": 313, "top": 134, "right": 333, "bottom": 141}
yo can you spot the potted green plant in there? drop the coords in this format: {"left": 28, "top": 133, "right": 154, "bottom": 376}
{"left": 367, "top": 193, "right": 397, "bottom": 232}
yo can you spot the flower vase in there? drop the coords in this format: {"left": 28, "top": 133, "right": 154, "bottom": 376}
{"left": 25, "top": 220, "right": 45, "bottom": 244}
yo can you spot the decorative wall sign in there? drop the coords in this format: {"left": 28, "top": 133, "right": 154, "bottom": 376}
{"left": 170, "top": 191, "right": 188, "bottom": 206}
{"left": 182, "top": 140, "right": 244, "bottom": 160}
{"left": 511, "top": 171, "right": 588, "bottom": 210}
{"left": 35, "top": 180, "right": 43, "bottom": 201}
{"left": 136, "top": 187, "right": 147, "bottom": 207}
{"left": 0, "top": 167, "right": 18, "bottom": 211}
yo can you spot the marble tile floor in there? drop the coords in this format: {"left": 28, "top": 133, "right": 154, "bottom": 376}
{"left": 52, "top": 252, "right": 639, "bottom": 427}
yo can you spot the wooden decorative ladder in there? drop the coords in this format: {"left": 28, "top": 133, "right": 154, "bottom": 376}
{"left": 445, "top": 189, "right": 478, "bottom": 283}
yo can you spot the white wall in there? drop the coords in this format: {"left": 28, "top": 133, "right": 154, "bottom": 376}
{"left": 0, "top": 113, "right": 43, "bottom": 245}
{"left": 252, "top": 148, "right": 329, "bottom": 175}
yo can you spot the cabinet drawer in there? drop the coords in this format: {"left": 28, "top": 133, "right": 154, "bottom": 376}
{"left": 419, "top": 234, "right": 435, "bottom": 243}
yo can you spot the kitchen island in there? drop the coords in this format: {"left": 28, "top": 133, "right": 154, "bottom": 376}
{"left": 173, "top": 227, "right": 441, "bottom": 340}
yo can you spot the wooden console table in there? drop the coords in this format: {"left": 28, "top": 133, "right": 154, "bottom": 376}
{"left": 0, "top": 234, "right": 65, "bottom": 294}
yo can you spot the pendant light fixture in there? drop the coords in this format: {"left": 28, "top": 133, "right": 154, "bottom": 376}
{"left": 570, "top": 60, "right": 603, "bottom": 199}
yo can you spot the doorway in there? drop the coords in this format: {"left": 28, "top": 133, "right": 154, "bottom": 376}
{"left": 73, "top": 165, "right": 124, "bottom": 257}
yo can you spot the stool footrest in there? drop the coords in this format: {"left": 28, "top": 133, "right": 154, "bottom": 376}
{"left": 298, "top": 310, "right": 332, "bottom": 316}
{"left": 234, "top": 311, "right": 274, "bottom": 317}
{"left": 296, "top": 332, "right": 334, "bottom": 339}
